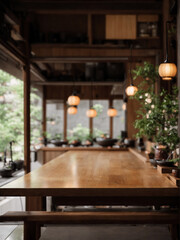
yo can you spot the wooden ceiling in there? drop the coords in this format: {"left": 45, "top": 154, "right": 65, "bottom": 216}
{"left": 8, "top": 0, "right": 163, "bottom": 13}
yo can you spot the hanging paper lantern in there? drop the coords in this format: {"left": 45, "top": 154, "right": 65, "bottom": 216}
{"left": 107, "top": 107, "right": 117, "bottom": 117}
{"left": 125, "top": 85, "right": 138, "bottom": 96}
{"left": 122, "top": 103, "right": 127, "bottom": 111}
{"left": 86, "top": 108, "right": 97, "bottom": 118}
{"left": 67, "top": 95, "right": 80, "bottom": 106}
{"left": 68, "top": 106, "right": 77, "bottom": 115}
{"left": 159, "top": 63, "right": 177, "bottom": 80}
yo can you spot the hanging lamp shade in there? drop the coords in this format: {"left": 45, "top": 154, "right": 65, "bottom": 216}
{"left": 122, "top": 102, "right": 127, "bottom": 111}
{"left": 67, "top": 95, "right": 80, "bottom": 106}
{"left": 126, "top": 45, "right": 138, "bottom": 97}
{"left": 86, "top": 108, "right": 97, "bottom": 118}
{"left": 158, "top": 21, "right": 177, "bottom": 81}
{"left": 125, "top": 84, "right": 138, "bottom": 96}
{"left": 158, "top": 63, "right": 177, "bottom": 80}
{"left": 68, "top": 106, "right": 78, "bottom": 115}
{"left": 107, "top": 107, "right": 117, "bottom": 117}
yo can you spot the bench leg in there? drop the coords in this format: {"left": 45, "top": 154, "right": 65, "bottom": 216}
{"left": 25, "top": 196, "right": 44, "bottom": 239}
{"left": 24, "top": 221, "right": 40, "bottom": 240}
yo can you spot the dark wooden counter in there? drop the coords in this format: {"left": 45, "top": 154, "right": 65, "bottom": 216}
{"left": 37, "top": 146, "right": 128, "bottom": 164}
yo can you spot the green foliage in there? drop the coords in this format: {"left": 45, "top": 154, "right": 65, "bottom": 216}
{"left": 67, "top": 124, "right": 90, "bottom": 142}
{"left": 67, "top": 123, "right": 104, "bottom": 143}
{"left": 92, "top": 104, "right": 103, "bottom": 116}
{"left": 132, "top": 62, "right": 179, "bottom": 152}
{"left": 0, "top": 70, "right": 42, "bottom": 160}
{"left": 132, "top": 62, "right": 159, "bottom": 140}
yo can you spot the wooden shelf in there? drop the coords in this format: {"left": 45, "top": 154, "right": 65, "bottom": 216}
{"left": 137, "top": 37, "right": 160, "bottom": 40}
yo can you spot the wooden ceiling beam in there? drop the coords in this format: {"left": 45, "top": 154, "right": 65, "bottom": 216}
{"left": 0, "top": 39, "right": 25, "bottom": 65}
{"left": 11, "top": 1, "right": 162, "bottom": 14}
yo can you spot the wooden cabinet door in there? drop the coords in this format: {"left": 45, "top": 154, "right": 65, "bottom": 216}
{"left": 106, "top": 15, "right": 137, "bottom": 39}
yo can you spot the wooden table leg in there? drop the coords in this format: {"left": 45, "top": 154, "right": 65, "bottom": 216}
{"left": 26, "top": 196, "right": 44, "bottom": 211}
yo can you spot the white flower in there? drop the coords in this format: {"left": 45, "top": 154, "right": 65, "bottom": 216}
{"left": 151, "top": 105, "right": 155, "bottom": 109}
{"left": 148, "top": 110, "right": 151, "bottom": 114}
{"left": 146, "top": 114, "right": 149, "bottom": 119}
{"left": 145, "top": 98, "right": 152, "bottom": 104}
{"left": 145, "top": 93, "right": 149, "bottom": 97}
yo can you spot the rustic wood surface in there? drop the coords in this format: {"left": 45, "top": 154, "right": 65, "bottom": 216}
{"left": 0, "top": 150, "right": 177, "bottom": 197}
{"left": 0, "top": 211, "right": 178, "bottom": 224}
{"left": 37, "top": 147, "right": 128, "bottom": 151}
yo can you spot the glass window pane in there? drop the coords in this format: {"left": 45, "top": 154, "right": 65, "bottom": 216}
{"left": 93, "top": 100, "right": 109, "bottom": 137}
{"left": 113, "top": 99, "right": 125, "bottom": 138}
{"left": 46, "top": 102, "right": 64, "bottom": 139}
{"left": 67, "top": 100, "right": 89, "bottom": 130}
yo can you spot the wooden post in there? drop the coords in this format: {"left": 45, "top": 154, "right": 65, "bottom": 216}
{"left": 23, "top": 15, "right": 31, "bottom": 174}
{"left": 42, "top": 86, "right": 46, "bottom": 135}
{"left": 177, "top": 0, "right": 180, "bottom": 170}
{"left": 109, "top": 99, "right": 113, "bottom": 138}
{"left": 89, "top": 118, "right": 93, "bottom": 136}
{"left": 64, "top": 100, "right": 67, "bottom": 140}
{"left": 88, "top": 14, "right": 92, "bottom": 45}
{"left": 23, "top": 65, "right": 31, "bottom": 174}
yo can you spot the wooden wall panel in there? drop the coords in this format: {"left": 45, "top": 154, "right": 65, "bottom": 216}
{"left": 31, "top": 45, "right": 160, "bottom": 58}
{"left": 45, "top": 85, "right": 122, "bottom": 100}
{"left": 106, "top": 15, "right": 136, "bottom": 39}
{"left": 137, "top": 15, "right": 159, "bottom": 22}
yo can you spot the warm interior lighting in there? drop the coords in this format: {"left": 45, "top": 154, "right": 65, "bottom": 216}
{"left": 107, "top": 107, "right": 117, "bottom": 117}
{"left": 126, "top": 45, "right": 138, "bottom": 96}
{"left": 159, "top": 63, "right": 177, "bottom": 80}
{"left": 122, "top": 102, "right": 127, "bottom": 111}
{"left": 67, "top": 95, "right": 80, "bottom": 106}
{"left": 158, "top": 21, "right": 177, "bottom": 80}
{"left": 68, "top": 106, "right": 78, "bottom": 115}
{"left": 125, "top": 84, "right": 138, "bottom": 96}
{"left": 86, "top": 108, "right": 97, "bottom": 118}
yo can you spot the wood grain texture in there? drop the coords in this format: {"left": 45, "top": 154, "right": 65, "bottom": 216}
{"left": 0, "top": 150, "right": 177, "bottom": 198}
{"left": 137, "top": 14, "right": 159, "bottom": 22}
{"left": 0, "top": 211, "right": 179, "bottom": 224}
{"left": 106, "top": 15, "right": 136, "bottom": 39}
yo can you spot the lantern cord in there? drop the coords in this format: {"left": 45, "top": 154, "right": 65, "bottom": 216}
{"left": 130, "top": 44, "right": 133, "bottom": 85}
{"left": 90, "top": 77, "right": 93, "bottom": 108}
{"left": 165, "top": 21, "right": 173, "bottom": 63}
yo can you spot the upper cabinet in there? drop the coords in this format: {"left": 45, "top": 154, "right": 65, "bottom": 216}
{"left": 105, "top": 15, "right": 137, "bottom": 40}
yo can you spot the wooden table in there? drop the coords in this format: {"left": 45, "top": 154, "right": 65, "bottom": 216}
{"left": 37, "top": 146, "right": 127, "bottom": 164}
{"left": 0, "top": 150, "right": 179, "bottom": 238}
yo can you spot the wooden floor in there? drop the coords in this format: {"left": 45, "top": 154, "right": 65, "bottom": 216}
{"left": 0, "top": 224, "right": 172, "bottom": 240}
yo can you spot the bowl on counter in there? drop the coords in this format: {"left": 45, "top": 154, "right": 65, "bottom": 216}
{"left": 50, "top": 139, "right": 68, "bottom": 147}
{"left": 96, "top": 138, "right": 118, "bottom": 147}
{"left": 68, "top": 140, "right": 81, "bottom": 147}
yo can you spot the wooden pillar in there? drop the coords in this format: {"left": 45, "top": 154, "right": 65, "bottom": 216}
{"left": 88, "top": 14, "right": 92, "bottom": 45}
{"left": 23, "top": 65, "right": 30, "bottom": 174}
{"left": 109, "top": 99, "right": 113, "bottom": 138}
{"left": 64, "top": 100, "right": 67, "bottom": 140}
{"left": 89, "top": 118, "right": 93, "bottom": 136}
{"left": 42, "top": 86, "right": 46, "bottom": 135}
{"left": 23, "top": 15, "right": 31, "bottom": 174}
{"left": 177, "top": 0, "right": 180, "bottom": 170}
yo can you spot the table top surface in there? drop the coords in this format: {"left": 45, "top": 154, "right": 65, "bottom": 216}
{"left": 0, "top": 150, "right": 178, "bottom": 197}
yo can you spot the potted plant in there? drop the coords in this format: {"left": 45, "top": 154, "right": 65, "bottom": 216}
{"left": 132, "top": 62, "right": 179, "bottom": 166}
{"left": 132, "top": 61, "right": 158, "bottom": 147}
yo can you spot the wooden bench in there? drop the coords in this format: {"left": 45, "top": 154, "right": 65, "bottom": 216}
{"left": 0, "top": 210, "right": 179, "bottom": 240}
